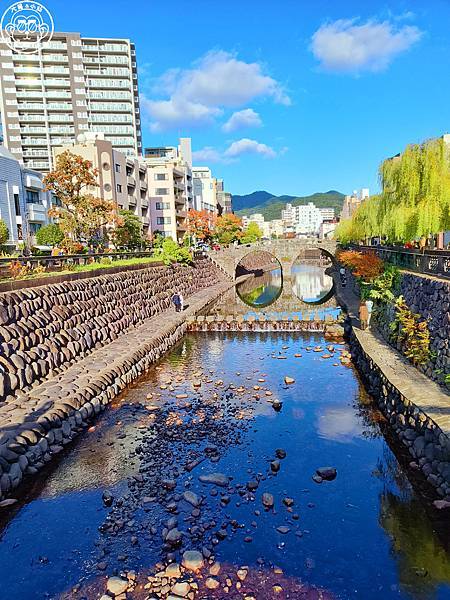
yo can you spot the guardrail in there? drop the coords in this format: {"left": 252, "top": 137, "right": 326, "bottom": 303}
{"left": 0, "top": 250, "right": 156, "bottom": 275}
{"left": 353, "top": 245, "right": 450, "bottom": 280}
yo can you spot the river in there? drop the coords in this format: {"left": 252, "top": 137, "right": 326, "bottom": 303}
{"left": 0, "top": 330, "right": 449, "bottom": 599}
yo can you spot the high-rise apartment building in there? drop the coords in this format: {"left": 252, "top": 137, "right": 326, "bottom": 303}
{"left": 0, "top": 33, "right": 142, "bottom": 172}
{"left": 145, "top": 138, "right": 193, "bottom": 242}
{"left": 282, "top": 202, "right": 323, "bottom": 236}
{"left": 215, "top": 178, "right": 233, "bottom": 215}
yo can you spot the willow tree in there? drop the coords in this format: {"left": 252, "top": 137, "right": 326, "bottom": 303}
{"left": 378, "top": 137, "right": 450, "bottom": 241}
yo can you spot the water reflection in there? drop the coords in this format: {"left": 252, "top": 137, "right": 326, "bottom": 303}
{"left": 292, "top": 263, "right": 334, "bottom": 304}
{"left": 236, "top": 267, "right": 283, "bottom": 307}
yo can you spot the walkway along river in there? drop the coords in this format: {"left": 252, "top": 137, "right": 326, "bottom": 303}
{"left": 0, "top": 261, "right": 449, "bottom": 599}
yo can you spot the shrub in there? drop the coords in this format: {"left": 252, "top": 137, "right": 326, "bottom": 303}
{"left": 390, "top": 296, "right": 430, "bottom": 366}
{"left": 338, "top": 249, "right": 384, "bottom": 281}
{"left": 35, "top": 223, "right": 64, "bottom": 247}
{"left": 0, "top": 220, "right": 9, "bottom": 246}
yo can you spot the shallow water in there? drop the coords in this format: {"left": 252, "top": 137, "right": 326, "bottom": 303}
{"left": 0, "top": 332, "right": 449, "bottom": 600}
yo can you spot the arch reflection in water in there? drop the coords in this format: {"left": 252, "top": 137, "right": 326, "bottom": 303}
{"left": 236, "top": 267, "right": 283, "bottom": 307}
{"left": 235, "top": 250, "right": 283, "bottom": 308}
{"left": 291, "top": 263, "right": 334, "bottom": 304}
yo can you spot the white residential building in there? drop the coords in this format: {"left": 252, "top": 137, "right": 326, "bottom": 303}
{"left": 319, "top": 207, "right": 335, "bottom": 221}
{"left": 192, "top": 167, "right": 217, "bottom": 215}
{"left": 0, "top": 33, "right": 142, "bottom": 172}
{"left": 0, "top": 145, "right": 52, "bottom": 247}
{"left": 282, "top": 202, "right": 323, "bottom": 236}
{"left": 145, "top": 138, "right": 193, "bottom": 242}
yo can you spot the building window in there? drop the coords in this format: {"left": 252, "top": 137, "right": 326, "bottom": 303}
{"left": 154, "top": 173, "right": 167, "bottom": 181}
{"left": 25, "top": 190, "right": 40, "bottom": 204}
{"left": 116, "top": 184, "right": 122, "bottom": 193}
{"left": 115, "top": 164, "right": 121, "bottom": 173}
{"left": 157, "top": 217, "right": 171, "bottom": 225}
{"left": 13, "top": 193, "right": 21, "bottom": 216}
{"left": 155, "top": 188, "right": 168, "bottom": 195}
{"left": 155, "top": 202, "right": 170, "bottom": 210}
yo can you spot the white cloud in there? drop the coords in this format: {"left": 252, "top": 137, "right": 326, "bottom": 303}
{"left": 141, "top": 50, "right": 290, "bottom": 131}
{"left": 311, "top": 18, "right": 423, "bottom": 73}
{"left": 192, "top": 146, "right": 224, "bottom": 164}
{"left": 222, "top": 108, "right": 262, "bottom": 133}
{"left": 140, "top": 96, "right": 221, "bottom": 133}
{"left": 224, "top": 138, "right": 276, "bottom": 159}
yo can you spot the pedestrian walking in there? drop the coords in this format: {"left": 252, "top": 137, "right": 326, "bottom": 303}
{"left": 359, "top": 301, "right": 369, "bottom": 330}
{"left": 171, "top": 292, "right": 181, "bottom": 312}
{"left": 178, "top": 292, "right": 184, "bottom": 312}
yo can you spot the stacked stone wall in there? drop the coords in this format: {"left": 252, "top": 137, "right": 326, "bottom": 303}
{"left": 348, "top": 324, "right": 450, "bottom": 499}
{"left": 0, "top": 258, "right": 222, "bottom": 405}
{"left": 375, "top": 273, "right": 450, "bottom": 386}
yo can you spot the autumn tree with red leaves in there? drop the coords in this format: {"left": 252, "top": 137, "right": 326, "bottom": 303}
{"left": 44, "top": 150, "right": 119, "bottom": 247}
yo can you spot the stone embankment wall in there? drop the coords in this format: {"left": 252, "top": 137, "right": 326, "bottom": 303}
{"left": 0, "top": 259, "right": 220, "bottom": 404}
{"left": 375, "top": 273, "right": 450, "bottom": 386}
{"left": 347, "top": 324, "right": 450, "bottom": 500}
{"left": 0, "top": 258, "right": 227, "bottom": 501}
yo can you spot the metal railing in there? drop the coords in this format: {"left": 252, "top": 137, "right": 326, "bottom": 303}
{"left": 0, "top": 250, "right": 156, "bottom": 276}
{"left": 354, "top": 245, "right": 450, "bottom": 280}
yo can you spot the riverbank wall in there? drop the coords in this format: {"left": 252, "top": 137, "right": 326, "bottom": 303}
{"left": 0, "top": 258, "right": 231, "bottom": 502}
{"left": 347, "top": 324, "right": 450, "bottom": 500}
{"left": 333, "top": 266, "right": 450, "bottom": 501}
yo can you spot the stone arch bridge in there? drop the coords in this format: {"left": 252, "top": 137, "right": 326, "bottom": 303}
{"left": 209, "top": 239, "right": 337, "bottom": 279}
{"left": 207, "top": 239, "right": 338, "bottom": 314}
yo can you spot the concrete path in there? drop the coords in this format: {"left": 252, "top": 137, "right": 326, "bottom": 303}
{"left": 333, "top": 269, "right": 450, "bottom": 436}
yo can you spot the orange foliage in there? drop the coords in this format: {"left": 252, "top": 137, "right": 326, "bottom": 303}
{"left": 187, "top": 209, "right": 216, "bottom": 240}
{"left": 338, "top": 249, "right": 384, "bottom": 281}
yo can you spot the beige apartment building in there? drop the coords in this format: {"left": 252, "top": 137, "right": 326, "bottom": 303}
{"left": 54, "top": 133, "right": 150, "bottom": 238}
{"left": 0, "top": 33, "right": 142, "bottom": 172}
{"left": 144, "top": 138, "right": 193, "bottom": 242}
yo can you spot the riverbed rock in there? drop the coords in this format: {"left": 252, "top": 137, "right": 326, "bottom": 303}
{"left": 284, "top": 376, "right": 295, "bottom": 385}
{"left": 199, "top": 473, "right": 229, "bottom": 487}
{"left": 106, "top": 576, "right": 128, "bottom": 596}
{"left": 182, "top": 550, "right": 204, "bottom": 572}
{"left": 275, "top": 448, "right": 287, "bottom": 459}
{"left": 316, "top": 467, "right": 337, "bottom": 481}
{"left": 262, "top": 493, "right": 274, "bottom": 509}
{"left": 205, "top": 577, "right": 220, "bottom": 590}
{"left": 183, "top": 490, "right": 201, "bottom": 507}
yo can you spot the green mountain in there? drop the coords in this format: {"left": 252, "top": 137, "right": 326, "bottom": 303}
{"left": 233, "top": 190, "right": 345, "bottom": 221}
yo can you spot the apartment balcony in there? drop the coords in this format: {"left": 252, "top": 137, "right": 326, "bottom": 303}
{"left": 26, "top": 203, "right": 47, "bottom": 223}
{"left": 141, "top": 216, "right": 150, "bottom": 226}
{"left": 22, "top": 136, "right": 47, "bottom": 145}
{"left": 23, "top": 150, "right": 48, "bottom": 157}
{"left": 24, "top": 160, "right": 50, "bottom": 170}
{"left": 83, "top": 56, "right": 129, "bottom": 65}
{"left": 176, "top": 222, "right": 187, "bottom": 232}
{"left": 127, "top": 175, "right": 136, "bottom": 187}
{"left": 15, "top": 66, "right": 41, "bottom": 74}
{"left": 18, "top": 103, "right": 44, "bottom": 110}
{"left": 140, "top": 197, "right": 148, "bottom": 208}
{"left": 41, "top": 54, "right": 69, "bottom": 63}
{"left": 176, "top": 210, "right": 187, "bottom": 219}
{"left": 19, "top": 115, "right": 46, "bottom": 122}
{"left": 45, "top": 91, "right": 71, "bottom": 98}
{"left": 83, "top": 43, "right": 129, "bottom": 53}
{"left": 47, "top": 102, "right": 73, "bottom": 110}
{"left": 139, "top": 180, "right": 148, "bottom": 191}
{"left": 44, "top": 78, "right": 71, "bottom": 87}
{"left": 13, "top": 53, "right": 39, "bottom": 61}
{"left": 47, "top": 115, "right": 74, "bottom": 123}
{"left": 16, "top": 89, "right": 43, "bottom": 98}
{"left": 127, "top": 195, "right": 137, "bottom": 205}
{"left": 174, "top": 180, "right": 185, "bottom": 191}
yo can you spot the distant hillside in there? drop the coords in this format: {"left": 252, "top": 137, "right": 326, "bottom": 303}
{"left": 233, "top": 190, "right": 345, "bottom": 221}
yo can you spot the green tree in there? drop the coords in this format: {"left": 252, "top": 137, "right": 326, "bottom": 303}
{"left": 214, "top": 213, "right": 243, "bottom": 244}
{"left": 0, "top": 219, "right": 9, "bottom": 245}
{"left": 112, "top": 209, "right": 143, "bottom": 248}
{"left": 241, "top": 221, "right": 263, "bottom": 244}
{"left": 155, "top": 238, "right": 193, "bottom": 265}
{"left": 35, "top": 223, "right": 64, "bottom": 247}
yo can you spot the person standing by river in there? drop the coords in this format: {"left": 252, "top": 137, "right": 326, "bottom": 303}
{"left": 171, "top": 292, "right": 181, "bottom": 312}
{"left": 359, "top": 301, "right": 369, "bottom": 329}
{"left": 365, "top": 299, "right": 374, "bottom": 329}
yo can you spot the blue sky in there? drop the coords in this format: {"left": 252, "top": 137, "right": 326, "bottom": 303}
{"left": 41, "top": 0, "right": 450, "bottom": 196}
